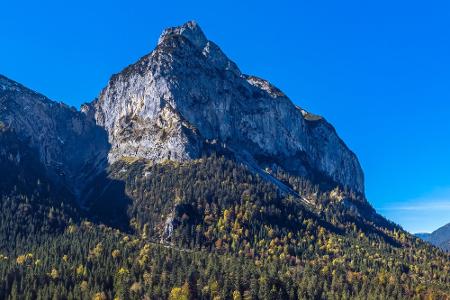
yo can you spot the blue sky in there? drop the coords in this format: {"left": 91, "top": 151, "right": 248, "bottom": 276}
{"left": 1, "top": 0, "right": 449, "bottom": 233}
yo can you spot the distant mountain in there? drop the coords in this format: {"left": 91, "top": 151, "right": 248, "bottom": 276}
{"left": 417, "top": 223, "right": 450, "bottom": 251}
{"left": 415, "top": 232, "right": 431, "bottom": 240}
{"left": 0, "top": 21, "right": 449, "bottom": 299}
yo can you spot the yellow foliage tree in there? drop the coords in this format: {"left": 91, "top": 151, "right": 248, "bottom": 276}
{"left": 49, "top": 268, "right": 59, "bottom": 280}
{"left": 169, "top": 283, "right": 190, "bottom": 300}
{"left": 233, "top": 290, "right": 242, "bottom": 300}
{"left": 89, "top": 243, "right": 104, "bottom": 259}
{"left": 92, "top": 292, "right": 107, "bottom": 300}
{"left": 112, "top": 249, "right": 121, "bottom": 259}
{"left": 80, "top": 281, "right": 88, "bottom": 292}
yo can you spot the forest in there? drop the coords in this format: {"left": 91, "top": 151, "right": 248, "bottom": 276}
{"left": 0, "top": 129, "right": 449, "bottom": 299}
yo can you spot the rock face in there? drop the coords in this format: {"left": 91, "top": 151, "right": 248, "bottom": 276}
{"left": 0, "top": 75, "right": 109, "bottom": 195}
{"left": 94, "top": 21, "right": 364, "bottom": 194}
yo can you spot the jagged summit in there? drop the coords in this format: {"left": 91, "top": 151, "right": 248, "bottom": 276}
{"left": 94, "top": 21, "right": 365, "bottom": 194}
{"left": 158, "top": 20, "right": 208, "bottom": 49}
{"left": 155, "top": 20, "right": 241, "bottom": 75}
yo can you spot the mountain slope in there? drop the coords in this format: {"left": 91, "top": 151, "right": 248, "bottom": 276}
{"left": 1, "top": 153, "right": 449, "bottom": 299}
{"left": 0, "top": 126, "right": 80, "bottom": 249}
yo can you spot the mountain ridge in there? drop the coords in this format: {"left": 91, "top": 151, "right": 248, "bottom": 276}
{"left": 0, "top": 74, "right": 109, "bottom": 198}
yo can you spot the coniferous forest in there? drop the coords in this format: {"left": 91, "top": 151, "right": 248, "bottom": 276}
{"left": 0, "top": 126, "right": 449, "bottom": 299}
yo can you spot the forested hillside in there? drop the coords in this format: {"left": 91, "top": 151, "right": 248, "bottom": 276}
{"left": 0, "top": 145, "right": 449, "bottom": 299}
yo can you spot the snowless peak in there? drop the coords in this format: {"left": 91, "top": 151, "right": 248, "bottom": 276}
{"left": 94, "top": 22, "right": 365, "bottom": 195}
{"left": 156, "top": 21, "right": 241, "bottom": 75}
{"left": 158, "top": 20, "right": 208, "bottom": 49}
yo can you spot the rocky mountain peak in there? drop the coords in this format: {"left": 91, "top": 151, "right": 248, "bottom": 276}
{"left": 154, "top": 21, "right": 241, "bottom": 76}
{"left": 158, "top": 20, "right": 207, "bottom": 49}
{"left": 0, "top": 22, "right": 365, "bottom": 197}
{"left": 94, "top": 21, "right": 365, "bottom": 195}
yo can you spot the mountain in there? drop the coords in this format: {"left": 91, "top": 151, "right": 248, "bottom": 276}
{"left": 415, "top": 232, "right": 431, "bottom": 240}
{"left": 0, "top": 21, "right": 449, "bottom": 299}
{"left": 93, "top": 21, "right": 364, "bottom": 196}
{"left": 0, "top": 75, "right": 109, "bottom": 196}
{"left": 417, "top": 223, "right": 450, "bottom": 251}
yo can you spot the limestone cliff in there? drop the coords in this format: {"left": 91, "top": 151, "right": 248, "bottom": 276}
{"left": 94, "top": 21, "right": 364, "bottom": 194}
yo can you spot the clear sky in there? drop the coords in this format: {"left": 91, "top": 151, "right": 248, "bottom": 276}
{"left": 1, "top": 0, "right": 449, "bottom": 233}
